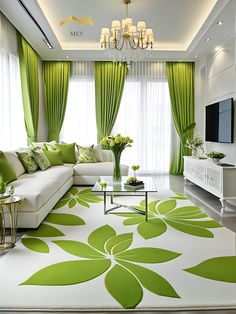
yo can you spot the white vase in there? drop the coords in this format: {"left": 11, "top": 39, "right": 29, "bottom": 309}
{"left": 191, "top": 148, "right": 198, "bottom": 158}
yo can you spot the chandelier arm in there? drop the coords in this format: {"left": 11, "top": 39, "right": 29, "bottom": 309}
{"left": 129, "top": 37, "right": 139, "bottom": 49}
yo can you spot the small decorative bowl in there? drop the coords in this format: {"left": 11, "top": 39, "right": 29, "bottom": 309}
{"left": 212, "top": 158, "right": 222, "bottom": 163}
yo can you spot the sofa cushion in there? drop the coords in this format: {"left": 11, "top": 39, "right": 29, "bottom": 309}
{"left": 32, "top": 147, "right": 51, "bottom": 171}
{"left": 101, "top": 150, "right": 113, "bottom": 162}
{"left": 94, "top": 144, "right": 103, "bottom": 162}
{"left": 4, "top": 151, "right": 25, "bottom": 177}
{"left": 15, "top": 166, "right": 73, "bottom": 212}
{"left": 44, "top": 149, "right": 63, "bottom": 166}
{"left": 16, "top": 150, "right": 39, "bottom": 174}
{"left": 32, "top": 140, "right": 56, "bottom": 149}
{"left": 0, "top": 151, "right": 17, "bottom": 184}
{"left": 73, "top": 162, "right": 128, "bottom": 176}
{"left": 55, "top": 143, "right": 76, "bottom": 164}
{"left": 77, "top": 145, "right": 97, "bottom": 163}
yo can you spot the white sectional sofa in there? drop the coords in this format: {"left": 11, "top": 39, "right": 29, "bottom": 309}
{"left": 4, "top": 150, "right": 129, "bottom": 229}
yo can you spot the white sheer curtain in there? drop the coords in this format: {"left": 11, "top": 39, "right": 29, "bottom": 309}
{"left": 0, "top": 13, "right": 26, "bottom": 150}
{"left": 61, "top": 62, "right": 97, "bottom": 145}
{"left": 113, "top": 62, "right": 171, "bottom": 174}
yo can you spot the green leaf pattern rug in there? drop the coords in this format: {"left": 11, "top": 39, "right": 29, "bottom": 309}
{"left": 0, "top": 187, "right": 236, "bottom": 311}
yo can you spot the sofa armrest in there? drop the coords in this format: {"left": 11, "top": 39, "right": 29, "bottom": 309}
{"left": 101, "top": 150, "right": 113, "bottom": 162}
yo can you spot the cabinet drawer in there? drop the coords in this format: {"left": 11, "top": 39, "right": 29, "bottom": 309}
{"left": 206, "top": 166, "right": 222, "bottom": 194}
{"left": 194, "top": 161, "right": 205, "bottom": 184}
{"left": 184, "top": 159, "right": 194, "bottom": 177}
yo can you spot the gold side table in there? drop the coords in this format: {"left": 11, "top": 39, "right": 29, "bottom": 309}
{"left": 0, "top": 196, "right": 24, "bottom": 251}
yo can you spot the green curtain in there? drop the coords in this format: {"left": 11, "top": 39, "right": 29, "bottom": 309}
{"left": 17, "top": 33, "right": 39, "bottom": 145}
{"left": 42, "top": 61, "right": 71, "bottom": 142}
{"left": 95, "top": 62, "right": 127, "bottom": 142}
{"left": 166, "top": 62, "right": 195, "bottom": 175}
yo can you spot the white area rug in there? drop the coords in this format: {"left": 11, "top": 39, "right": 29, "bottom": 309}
{"left": 0, "top": 187, "right": 236, "bottom": 311}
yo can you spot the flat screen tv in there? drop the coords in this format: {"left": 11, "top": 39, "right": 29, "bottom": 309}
{"left": 205, "top": 98, "right": 234, "bottom": 143}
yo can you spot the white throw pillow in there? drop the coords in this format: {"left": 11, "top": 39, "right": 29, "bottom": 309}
{"left": 32, "top": 140, "right": 56, "bottom": 149}
{"left": 93, "top": 144, "right": 103, "bottom": 162}
{"left": 4, "top": 151, "right": 25, "bottom": 177}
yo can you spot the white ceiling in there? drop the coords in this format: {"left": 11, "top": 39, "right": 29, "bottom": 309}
{"left": 0, "top": 0, "right": 235, "bottom": 61}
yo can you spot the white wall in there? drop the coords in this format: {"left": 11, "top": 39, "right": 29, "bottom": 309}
{"left": 37, "top": 59, "right": 47, "bottom": 141}
{"left": 195, "top": 37, "right": 236, "bottom": 164}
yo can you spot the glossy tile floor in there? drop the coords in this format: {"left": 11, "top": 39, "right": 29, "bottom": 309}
{"left": 2, "top": 175, "right": 236, "bottom": 314}
{"left": 152, "top": 175, "right": 236, "bottom": 234}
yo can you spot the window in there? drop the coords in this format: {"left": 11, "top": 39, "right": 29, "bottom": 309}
{"left": 0, "top": 13, "right": 26, "bottom": 150}
{"left": 113, "top": 62, "right": 171, "bottom": 174}
{"left": 61, "top": 62, "right": 97, "bottom": 145}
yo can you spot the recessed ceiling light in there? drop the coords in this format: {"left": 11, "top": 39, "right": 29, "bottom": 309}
{"left": 195, "top": 54, "right": 198, "bottom": 58}
{"left": 217, "top": 21, "right": 223, "bottom": 25}
{"left": 205, "top": 37, "right": 211, "bottom": 42}
{"left": 66, "top": 55, "right": 70, "bottom": 58}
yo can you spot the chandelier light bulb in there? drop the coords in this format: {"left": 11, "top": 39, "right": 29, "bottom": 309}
{"left": 112, "top": 20, "right": 121, "bottom": 29}
{"left": 101, "top": 28, "right": 110, "bottom": 36}
{"left": 137, "top": 21, "right": 146, "bottom": 31}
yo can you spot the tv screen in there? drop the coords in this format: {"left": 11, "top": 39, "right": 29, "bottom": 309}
{"left": 205, "top": 98, "right": 234, "bottom": 143}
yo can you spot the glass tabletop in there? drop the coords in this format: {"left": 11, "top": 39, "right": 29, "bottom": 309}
{"left": 0, "top": 195, "right": 23, "bottom": 204}
{"left": 92, "top": 176, "right": 157, "bottom": 193}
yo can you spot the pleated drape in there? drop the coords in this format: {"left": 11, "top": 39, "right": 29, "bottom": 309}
{"left": 95, "top": 62, "right": 127, "bottom": 142}
{"left": 17, "top": 33, "right": 39, "bottom": 145}
{"left": 166, "top": 62, "right": 195, "bottom": 175}
{"left": 42, "top": 61, "right": 71, "bottom": 142}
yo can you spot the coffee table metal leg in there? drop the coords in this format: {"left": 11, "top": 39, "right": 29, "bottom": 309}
{"left": 0, "top": 205, "right": 5, "bottom": 246}
{"left": 104, "top": 191, "right": 107, "bottom": 215}
{"left": 8, "top": 203, "right": 19, "bottom": 245}
{"left": 111, "top": 194, "right": 113, "bottom": 204}
{"left": 145, "top": 192, "right": 148, "bottom": 221}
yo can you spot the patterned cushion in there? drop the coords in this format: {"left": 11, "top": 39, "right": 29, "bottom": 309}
{"left": 77, "top": 145, "right": 97, "bottom": 163}
{"left": 31, "top": 147, "right": 51, "bottom": 171}
{"left": 16, "top": 150, "right": 39, "bottom": 174}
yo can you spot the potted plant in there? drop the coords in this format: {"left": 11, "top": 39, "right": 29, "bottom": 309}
{"left": 185, "top": 135, "right": 204, "bottom": 158}
{"left": 207, "top": 151, "right": 226, "bottom": 163}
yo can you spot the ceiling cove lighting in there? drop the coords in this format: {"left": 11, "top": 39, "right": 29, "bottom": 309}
{"left": 17, "top": 0, "right": 53, "bottom": 49}
{"left": 100, "top": 0, "right": 154, "bottom": 51}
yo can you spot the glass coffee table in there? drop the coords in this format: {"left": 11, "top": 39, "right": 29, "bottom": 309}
{"left": 92, "top": 176, "right": 157, "bottom": 221}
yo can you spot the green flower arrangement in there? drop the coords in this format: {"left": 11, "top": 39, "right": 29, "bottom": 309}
{"left": 99, "top": 181, "right": 107, "bottom": 190}
{"left": 127, "top": 176, "right": 137, "bottom": 184}
{"left": 101, "top": 134, "right": 133, "bottom": 182}
{"left": 100, "top": 134, "right": 133, "bottom": 148}
{"left": 185, "top": 136, "right": 203, "bottom": 149}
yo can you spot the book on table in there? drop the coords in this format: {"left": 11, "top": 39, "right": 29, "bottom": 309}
{"left": 124, "top": 182, "right": 145, "bottom": 190}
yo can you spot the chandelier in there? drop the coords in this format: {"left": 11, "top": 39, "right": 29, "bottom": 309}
{"left": 100, "top": 0, "right": 154, "bottom": 51}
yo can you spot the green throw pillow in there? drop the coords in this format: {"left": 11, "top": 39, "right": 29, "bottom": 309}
{"left": 16, "top": 150, "right": 39, "bottom": 174}
{"left": 0, "top": 151, "right": 17, "bottom": 184}
{"left": 55, "top": 143, "right": 76, "bottom": 164}
{"left": 77, "top": 145, "right": 97, "bottom": 163}
{"left": 31, "top": 147, "right": 51, "bottom": 171}
{"left": 43, "top": 149, "right": 63, "bottom": 166}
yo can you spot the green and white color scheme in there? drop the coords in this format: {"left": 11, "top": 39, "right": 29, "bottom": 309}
{"left": 0, "top": 188, "right": 236, "bottom": 311}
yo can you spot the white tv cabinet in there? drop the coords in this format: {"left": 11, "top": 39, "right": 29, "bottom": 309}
{"left": 183, "top": 156, "right": 236, "bottom": 214}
